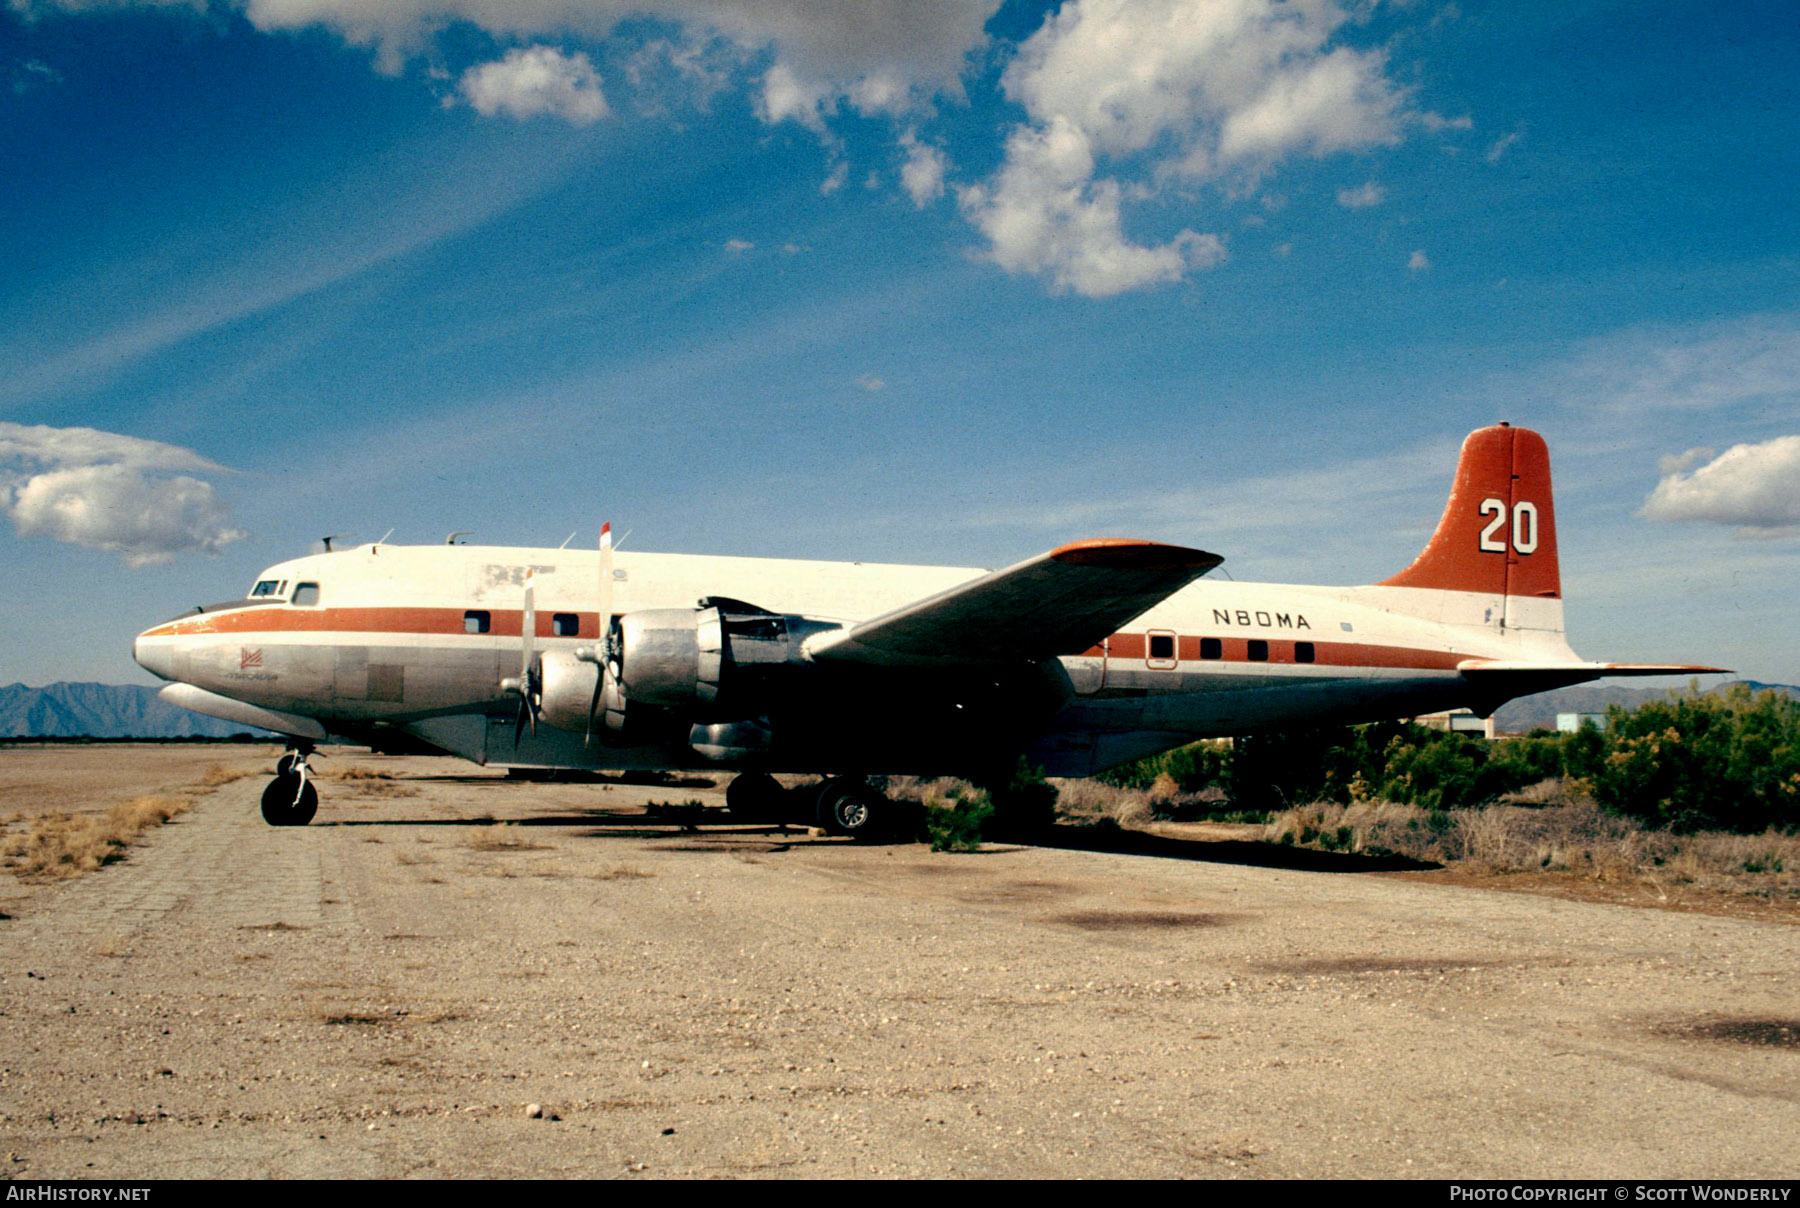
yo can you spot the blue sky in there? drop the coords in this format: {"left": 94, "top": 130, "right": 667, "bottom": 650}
{"left": 2, "top": 0, "right": 1796, "bottom": 686}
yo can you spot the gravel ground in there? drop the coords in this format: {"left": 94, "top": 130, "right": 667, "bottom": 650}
{"left": 1, "top": 747, "right": 1797, "bottom": 1179}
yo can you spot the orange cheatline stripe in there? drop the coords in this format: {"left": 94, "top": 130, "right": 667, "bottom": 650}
{"left": 146, "top": 607, "right": 1466, "bottom": 672}
{"left": 140, "top": 607, "right": 601, "bottom": 640}
{"left": 1082, "top": 633, "right": 1467, "bottom": 671}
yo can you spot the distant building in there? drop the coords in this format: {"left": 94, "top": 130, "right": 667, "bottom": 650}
{"left": 1413, "top": 709, "right": 1495, "bottom": 739}
{"left": 1556, "top": 712, "right": 1608, "bottom": 733}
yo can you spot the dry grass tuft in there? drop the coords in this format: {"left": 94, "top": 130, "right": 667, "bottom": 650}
{"left": 1052, "top": 778, "right": 1154, "bottom": 829}
{"left": 332, "top": 765, "right": 397, "bottom": 781}
{"left": 343, "top": 780, "right": 419, "bottom": 798}
{"left": 0, "top": 795, "right": 191, "bottom": 879}
{"left": 194, "top": 764, "right": 256, "bottom": 788}
{"left": 464, "top": 823, "right": 550, "bottom": 852}
{"left": 591, "top": 864, "right": 653, "bottom": 880}
{"left": 1264, "top": 797, "right": 1800, "bottom": 899}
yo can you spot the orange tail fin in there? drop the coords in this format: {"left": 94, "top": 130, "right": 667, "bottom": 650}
{"left": 1381, "top": 424, "right": 1561, "bottom": 600}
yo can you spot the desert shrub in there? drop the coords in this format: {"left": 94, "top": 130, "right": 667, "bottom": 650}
{"left": 1052, "top": 778, "right": 1154, "bottom": 828}
{"left": 922, "top": 783, "right": 993, "bottom": 852}
{"left": 977, "top": 758, "right": 1058, "bottom": 837}
{"left": 1096, "top": 740, "right": 1230, "bottom": 794}
{"left": 1592, "top": 685, "right": 1800, "bottom": 832}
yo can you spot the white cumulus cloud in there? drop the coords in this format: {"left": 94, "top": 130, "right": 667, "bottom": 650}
{"left": 0, "top": 423, "right": 246, "bottom": 565}
{"left": 1641, "top": 436, "right": 1800, "bottom": 532}
{"left": 958, "top": 117, "right": 1226, "bottom": 298}
{"left": 898, "top": 128, "right": 948, "bottom": 207}
{"left": 460, "top": 45, "right": 609, "bottom": 125}
{"left": 226, "top": 0, "right": 995, "bottom": 115}
{"left": 959, "top": 0, "right": 1407, "bottom": 298}
{"left": 1336, "top": 181, "right": 1384, "bottom": 209}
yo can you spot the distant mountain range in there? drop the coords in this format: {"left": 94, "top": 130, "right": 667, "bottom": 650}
{"left": 1491, "top": 680, "right": 1794, "bottom": 732}
{"left": 0, "top": 682, "right": 269, "bottom": 739}
{"left": 3, "top": 679, "right": 1790, "bottom": 742}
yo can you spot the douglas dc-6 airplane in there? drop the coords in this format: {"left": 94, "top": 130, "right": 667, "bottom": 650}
{"left": 134, "top": 425, "right": 1716, "bottom": 832}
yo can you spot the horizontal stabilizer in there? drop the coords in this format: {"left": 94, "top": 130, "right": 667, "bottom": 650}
{"left": 1458, "top": 660, "right": 1730, "bottom": 678}
{"left": 804, "top": 538, "right": 1221, "bottom": 668}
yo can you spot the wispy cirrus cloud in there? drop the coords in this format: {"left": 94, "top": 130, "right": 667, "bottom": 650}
{"left": 0, "top": 423, "right": 245, "bottom": 565}
{"left": 1557, "top": 312, "right": 1800, "bottom": 414}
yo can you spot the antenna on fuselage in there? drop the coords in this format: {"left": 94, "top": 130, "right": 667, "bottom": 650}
{"left": 321, "top": 533, "right": 353, "bottom": 553}
{"left": 558, "top": 532, "right": 576, "bottom": 549}
{"left": 445, "top": 531, "right": 473, "bottom": 545}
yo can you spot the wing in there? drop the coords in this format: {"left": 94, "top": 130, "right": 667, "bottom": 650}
{"left": 802, "top": 538, "right": 1222, "bottom": 669}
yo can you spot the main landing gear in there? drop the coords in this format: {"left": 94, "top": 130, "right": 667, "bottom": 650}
{"left": 261, "top": 743, "right": 319, "bottom": 827}
{"left": 724, "top": 772, "right": 898, "bottom": 840}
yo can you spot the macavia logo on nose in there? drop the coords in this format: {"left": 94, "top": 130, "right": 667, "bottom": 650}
{"left": 240, "top": 648, "right": 263, "bottom": 670}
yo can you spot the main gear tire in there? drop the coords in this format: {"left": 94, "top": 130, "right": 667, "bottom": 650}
{"left": 726, "top": 771, "right": 782, "bottom": 823}
{"left": 814, "top": 779, "right": 886, "bottom": 840}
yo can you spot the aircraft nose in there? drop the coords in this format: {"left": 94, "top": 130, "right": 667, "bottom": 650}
{"left": 133, "top": 627, "right": 174, "bottom": 681}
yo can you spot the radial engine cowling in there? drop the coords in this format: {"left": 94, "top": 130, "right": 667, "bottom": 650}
{"left": 538, "top": 603, "right": 814, "bottom": 736}
{"left": 537, "top": 650, "right": 603, "bottom": 734}
{"left": 616, "top": 606, "right": 725, "bottom": 710}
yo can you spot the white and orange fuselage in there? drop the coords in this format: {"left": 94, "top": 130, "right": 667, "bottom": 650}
{"left": 133, "top": 426, "right": 1710, "bottom": 777}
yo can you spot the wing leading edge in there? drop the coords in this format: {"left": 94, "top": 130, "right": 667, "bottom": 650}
{"left": 802, "top": 538, "right": 1222, "bottom": 669}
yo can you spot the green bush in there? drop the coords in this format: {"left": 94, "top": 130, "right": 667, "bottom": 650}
{"left": 1085, "top": 684, "right": 1800, "bottom": 832}
{"left": 923, "top": 785, "right": 994, "bottom": 852}
{"left": 1591, "top": 685, "right": 1800, "bottom": 832}
{"left": 1095, "top": 740, "right": 1229, "bottom": 793}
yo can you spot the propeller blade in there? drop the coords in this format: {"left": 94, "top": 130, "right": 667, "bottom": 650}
{"left": 520, "top": 570, "right": 536, "bottom": 684}
{"left": 598, "top": 523, "right": 614, "bottom": 655}
{"left": 586, "top": 524, "right": 616, "bottom": 747}
{"left": 510, "top": 570, "right": 540, "bottom": 748}
{"left": 585, "top": 654, "right": 604, "bottom": 747}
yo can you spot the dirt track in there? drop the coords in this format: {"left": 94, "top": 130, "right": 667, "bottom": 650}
{"left": 1, "top": 747, "right": 1798, "bottom": 1179}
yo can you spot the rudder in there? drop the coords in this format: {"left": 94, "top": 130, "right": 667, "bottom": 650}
{"left": 1380, "top": 424, "right": 1562, "bottom": 602}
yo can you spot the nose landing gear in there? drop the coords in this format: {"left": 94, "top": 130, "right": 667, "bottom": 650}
{"left": 261, "top": 743, "right": 319, "bottom": 826}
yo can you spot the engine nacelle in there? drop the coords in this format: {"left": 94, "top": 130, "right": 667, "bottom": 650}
{"left": 617, "top": 606, "right": 725, "bottom": 709}
{"left": 538, "top": 603, "right": 834, "bottom": 737}
{"left": 538, "top": 650, "right": 603, "bottom": 734}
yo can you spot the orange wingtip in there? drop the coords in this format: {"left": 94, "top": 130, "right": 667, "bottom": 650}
{"left": 1050, "top": 538, "right": 1222, "bottom": 571}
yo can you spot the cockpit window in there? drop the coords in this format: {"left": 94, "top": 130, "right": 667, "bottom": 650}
{"left": 292, "top": 582, "right": 321, "bottom": 607}
{"left": 249, "top": 579, "right": 287, "bottom": 599}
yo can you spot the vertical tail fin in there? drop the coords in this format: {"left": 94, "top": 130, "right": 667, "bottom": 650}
{"left": 1381, "top": 425, "right": 1562, "bottom": 606}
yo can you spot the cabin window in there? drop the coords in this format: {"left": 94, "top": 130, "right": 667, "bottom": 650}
{"left": 1200, "top": 637, "right": 1222, "bottom": 660}
{"left": 1295, "top": 641, "right": 1316, "bottom": 664}
{"left": 249, "top": 579, "right": 285, "bottom": 599}
{"left": 464, "top": 610, "right": 490, "bottom": 634}
{"left": 553, "top": 613, "right": 579, "bottom": 637}
{"left": 292, "top": 582, "right": 320, "bottom": 607}
{"left": 1247, "top": 639, "right": 1269, "bottom": 662}
{"left": 1148, "top": 633, "right": 1175, "bottom": 660}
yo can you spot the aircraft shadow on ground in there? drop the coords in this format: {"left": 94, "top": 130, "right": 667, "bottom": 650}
{"left": 1033, "top": 825, "right": 1439, "bottom": 874}
{"left": 319, "top": 801, "right": 1436, "bottom": 872}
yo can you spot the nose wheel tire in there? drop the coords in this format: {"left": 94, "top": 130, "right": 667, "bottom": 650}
{"left": 260, "top": 774, "right": 319, "bottom": 826}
